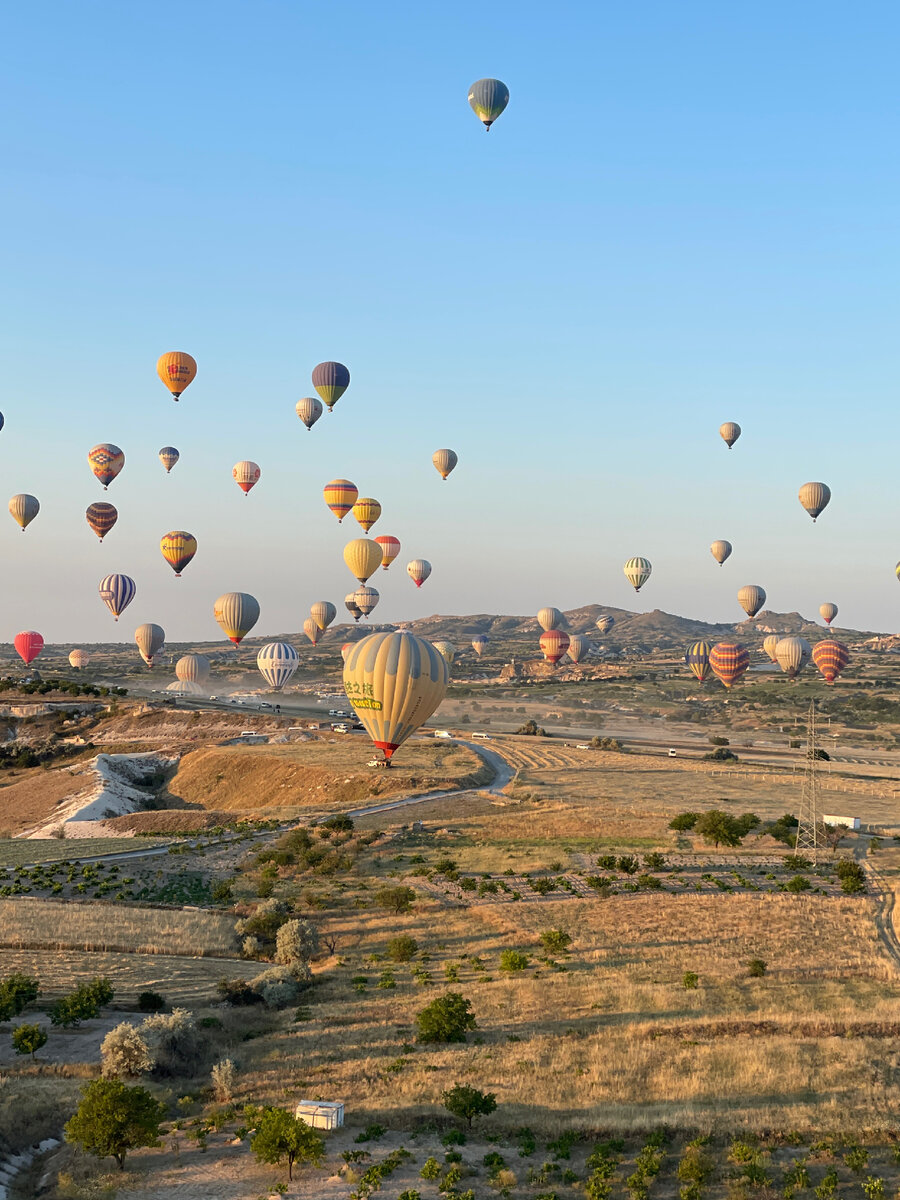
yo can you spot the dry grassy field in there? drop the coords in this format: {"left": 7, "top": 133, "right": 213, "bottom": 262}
{"left": 0, "top": 836, "right": 163, "bottom": 866}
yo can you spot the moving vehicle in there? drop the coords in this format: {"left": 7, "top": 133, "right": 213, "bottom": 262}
{"left": 434, "top": 730, "right": 452, "bottom": 739}
{"left": 331, "top": 722, "right": 351, "bottom": 733}
{"left": 668, "top": 749, "right": 677, "bottom": 757}
{"left": 472, "top": 732, "right": 491, "bottom": 740}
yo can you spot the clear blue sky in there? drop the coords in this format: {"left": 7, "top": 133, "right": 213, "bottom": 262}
{"left": 1, "top": 1, "right": 898, "bottom": 643}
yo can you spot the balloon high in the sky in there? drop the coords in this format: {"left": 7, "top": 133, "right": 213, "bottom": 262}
{"left": 353, "top": 585, "right": 380, "bottom": 617}
{"left": 345, "top": 593, "right": 363, "bottom": 622}
{"left": 87, "top": 444, "right": 124, "bottom": 490}
{"left": 433, "top": 640, "right": 457, "bottom": 665}
{"left": 343, "top": 631, "right": 449, "bottom": 763}
{"left": 375, "top": 535, "right": 401, "bottom": 570}
{"left": 567, "top": 634, "right": 590, "bottom": 664}
{"left": 159, "top": 446, "right": 180, "bottom": 474}
{"left": 214, "top": 592, "right": 260, "bottom": 644}
{"left": 537, "top": 607, "right": 563, "bottom": 632}
{"left": 709, "top": 641, "right": 750, "bottom": 688}
{"left": 157, "top": 351, "right": 197, "bottom": 400}
{"left": 595, "top": 615, "right": 614, "bottom": 635}
{"left": 344, "top": 538, "right": 383, "bottom": 584}
{"left": 312, "top": 362, "right": 350, "bottom": 411}
{"left": 624, "top": 557, "right": 652, "bottom": 592}
{"left": 310, "top": 601, "right": 337, "bottom": 631}
{"left": 685, "top": 640, "right": 712, "bottom": 683}
{"left": 303, "top": 617, "right": 321, "bottom": 646}
{"left": 819, "top": 603, "right": 838, "bottom": 626}
{"left": 737, "top": 584, "right": 766, "bottom": 618}
{"left": 233, "top": 461, "right": 261, "bottom": 495}
{"left": 719, "top": 422, "right": 741, "bottom": 449}
{"left": 99, "top": 574, "right": 136, "bottom": 622}
{"left": 135, "top": 623, "right": 165, "bottom": 667}
{"left": 352, "top": 497, "right": 381, "bottom": 533}
{"left": 7, "top": 494, "right": 39, "bottom": 532}
{"left": 257, "top": 642, "right": 300, "bottom": 690}
{"left": 812, "top": 639, "right": 850, "bottom": 685}
{"left": 798, "top": 482, "right": 831, "bottom": 522}
{"left": 85, "top": 502, "right": 118, "bottom": 542}
{"left": 774, "top": 635, "right": 812, "bottom": 679}
{"left": 710, "top": 540, "right": 732, "bottom": 566}
{"left": 471, "top": 634, "right": 489, "bottom": 657}
{"left": 69, "top": 650, "right": 90, "bottom": 669}
{"left": 160, "top": 531, "right": 197, "bottom": 577}
{"left": 14, "top": 631, "right": 43, "bottom": 666}
{"left": 762, "top": 635, "right": 781, "bottom": 663}
{"left": 324, "top": 479, "right": 358, "bottom": 522}
{"left": 468, "top": 78, "right": 509, "bottom": 130}
{"left": 540, "top": 629, "right": 570, "bottom": 665}
{"left": 432, "top": 449, "right": 458, "bottom": 480}
{"left": 176, "top": 654, "right": 210, "bottom": 684}
{"left": 407, "top": 559, "right": 432, "bottom": 588}
{"left": 296, "top": 397, "right": 323, "bottom": 431}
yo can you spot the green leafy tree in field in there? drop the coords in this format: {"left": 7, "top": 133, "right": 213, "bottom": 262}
{"left": 0, "top": 973, "right": 39, "bottom": 1022}
{"left": 499, "top": 950, "right": 529, "bottom": 972}
{"left": 416, "top": 992, "right": 477, "bottom": 1043}
{"left": 386, "top": 934, "right": 419, "bottom": 962}
{"left": 694, "top": 811, "right": 744, "bottom": 848}
{"left": 442, "top": 1083, "right": 497, "bottom": 1129}
{"left": 669, "top": 812, "right": 699, "bottom": 831}
{"left": 12, "top": 1022, "right": 47, "bottom": 1059}
{"left": 250, "top": 1106, "right": 325, "bottom": 1181}
{"left": 51, "top": 978, "right": 115, "bottom": 1028}
{"left": 375, "top": 886, "right": 416, "bottom": 913}
{"left": 64, "top": 1078, "right": 166, "bottom": 1170}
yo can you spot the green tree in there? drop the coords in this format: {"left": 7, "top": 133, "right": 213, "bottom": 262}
{"left": 386, "top": 934, "right": 419, "bottom": 962}
{"left": 0, "top": 972, "right": 40, "bottom": 1022}
{"left": 250, "top": 1106, "right": 325, "bottom": 1181}
{"left": 499, "top": 949, "right": 529, "bottom": 972}
{"left": 669, "top": 812, "right": 699, "bottom": 831}
{"left": 375, "top": 886, "right": 416, "bottom": 914}
{"left": 694, "top": 810, "right": 744, "bottom": 849}
{"left": 64, "top": 1078, "right": 166, "bottom": 1170}
{"left": 12, "top": 1022, "right": 47, "bottom": 1059}
{"left": 416, "top": 992, "right": 477, "bottom": 1043}
{"left": 441, "top": 1083, "right": 498, "bottom": 1129}
{"left": 539, "top": 929, "right": 571, "bottom": 955}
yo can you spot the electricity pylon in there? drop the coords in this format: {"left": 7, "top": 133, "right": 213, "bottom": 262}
{"left": 795, "top": 699, "right": 820, "bottom": 862}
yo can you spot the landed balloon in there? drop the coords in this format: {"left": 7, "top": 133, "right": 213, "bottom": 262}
{"left": 343, "top": 631, "right": 449, "bottom": 763}
{"left": 567, "top": 634, "right": 590, "bottom": 664}
{"left": 157, "top": 351, "right": 197, "bottom": 400}
{"left": 295, "top": 396, "right": 323, "bottom": 430}
{"left": 9, "top": 493, "right": 39, "bottom": 531}
{"left": 719, "top": 422, "right": 741, "bottom": 449}
{"left": 595, "top": 615, "right": 614, "bottom": 635}
{"left": 375, "top": 535, "right": 401, "bottom": 570}
{"left": 737, "top": 584, "right": 766, "bottom": 619}
{"left": 468, "top": 78, "right": 509, "bottom": 130}
{"left": 775, "top": 635, "right": 812, "bottom": 679}
{"left": 537, "top": 607, "right": 563, "bottom": 632}
{"left": 471, "top": 634, "right": 489, "bottom": 657}
{"left": 324, "top": 479, "right": 358, "bottom": 522}
{"left": 710, "top": 540, "right": 732, "bottom": 566}
{"left": 69, "top": 649, "right": 90, "bottom": 669}
{"left": 353, "top": 585, "right": 380, "bottom": 617}
{"left": 99, "top": 574, "right": 136, "bottom": 622}
{"left": 303, "top": 617, "right": 321, "bottom": 646}
{"left": 433, "top": 640, "right": 457, "bottom": 665}
{"left": 352, "top": 497, "right": 381, "bottom": 533}
{"left": 88, "top": 444, "right": 124, "bottom": 490}
{"left": 685, "top": 640, "right": 713, "bottom": 683}
{"left": 762, "top": 635, "right": 781, "bottom": 663}
{"left": 258, "top": 642, "right": 299, "bottom": 689}
{"left": 709, "top": 641, "right": 750, "bottom": 689}
{"left": 432, "top": 449, "right": 458, "bottom": 480}
{"left": 310, "top": 601, "right": 337, "bottom": 631}
{"left": 407, "top": 559, "right": 432, "bottom": 588}
{"left": 176, "top": 654, "right": 210, "bottom": 684}
{"left": 233, "top": 461, "right": 261, "bottom": 495}
{"left": 160, "top": 531, "right": 197, "bottom": 577}
{"left": 135, "top": 622, "right": 165, "bottom": 667}
{"left": 214, "top": 592, "right": 260, "bottom": 644}
{"left": 345, "top": 593, "right": 364, "bottom": 622}
{"left": 624, "top": 557, "right": 652, "bottom": 592}
{"left": 819, "top": 603, "right": 838, "bottom": 626}
{"left": 159, "top": 446, "right": 180, "bottom": 473}
{"left": 14, "top": 631, "right": 43, "bottom": 666}
{"left": 798, "top": 482, "right": 831, "bottom": 522}
{"left": 312, "top": 361, "right": 350, "bottom": 411}
{"left": 344, "top": 538, "right": 384, "bottom": 584}
{"left": 540, "top": 629, "right": 570, "bottom": 665}
{"left": 86, "top": 502, "right": 117, "bottom": 542}
{"left": 812, "top": 639, "right": 850, "bottom": 685}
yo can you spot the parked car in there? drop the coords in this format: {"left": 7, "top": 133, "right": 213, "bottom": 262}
{"left": 471, "top": 732, "right": 491, "bottom": 740}
{"left": 331, "top": 722, "right": 351, "bottom": 733}
{"left": 668, "top": 748, "right": 677, "bottom": 757}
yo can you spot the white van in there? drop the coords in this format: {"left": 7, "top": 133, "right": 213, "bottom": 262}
{"left": 433, "top": 730, "right": 453, "bottom": 739}
{"left": 472, "top": 732, "right": 491, "bottom": 740}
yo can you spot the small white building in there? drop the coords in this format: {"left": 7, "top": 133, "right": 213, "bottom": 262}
{"left": 823, "top": 814, "right": 861, "bottom": 830}
{"left": 295, "top": 1100, "right": 344, "bottom": 1130}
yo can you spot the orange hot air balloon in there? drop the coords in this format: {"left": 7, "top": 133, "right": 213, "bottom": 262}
{"left": 812, "top": 639, "right": 850, "bottom": 685}
{"left": 157, "top": 351, "right": 197, "bottom": 400}
{"left": 88, "top": 444, "right": 125, "bottom": 490}
{"left": 232, "top": 461, "right": 261, "bottom": 495}
{"left": 324, "top": 479, "right": 358, "bottom": 522}
{"left": 540, "top": 629, "right": 570, "bottom": 665}
{"left": 375, "top": 535, "right": 401, "bottom": 570}
{"left": 352, "top": 497, "right": 382, "bottom": 533}
{"left": 160, "top": 531, "right": 198, "bottom": 577}
{"left": 709, "top": 641, "right": 750, "bottom": 689}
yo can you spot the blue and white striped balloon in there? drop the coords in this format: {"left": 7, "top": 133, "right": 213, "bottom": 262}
{"left": 257, "top": 642, "right": 300, "bottom": 691}
{"left": 99, "top": 573, "right": 136, "bottom": 622}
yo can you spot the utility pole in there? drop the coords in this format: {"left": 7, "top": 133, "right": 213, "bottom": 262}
{"left": 795, "top": 699, "right": 820, "bottom": 862}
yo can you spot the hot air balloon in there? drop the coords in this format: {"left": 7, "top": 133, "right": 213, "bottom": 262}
{"left": 84, "top": 502, "right": 117, "bottom": 542}
{"left": 159, "top": 446, "right": 180, "bottom": 473}
{"left": 8, "top": 494, "right": 39, "bottom": 532}
{"left": 258, "top": 642, "right": 300, "bottom": 689}
{"left": 214, "top": 592, "right": 260, "bottom": 644}
{"left": 343, "top": 631, "right": 449, "bottom": 762}
{"left": 719, "top": 422, "right": 741, "bottom": 449}
{"left": 99, "top": 574, "right": 136, "bottom": 622}
{"left": 624, "top": 557, "right": 652, "bottom": 592}
{"left": 433, "top": 640, "right": 457, "bottom": 665}
{"left": 407, "top": 559, "right": 432, "bottom": 588}
{"left": 157, "top": 351, "right": 197, "bottom": 400}
{"left": 176, "top": 654, "right": 210, "bottom": 684}
{"left": 567, "top": 634, "right": 590, "bottom": 664}
{"left": 344, "top": 538, "right": 383, "bottom": 584}
{"left": 296, "top": 397, "right": 323, "bottom": 430}
{"left": 798, "top": 482, "right": 831, "bottom": 522}
{"left": 709, "top": 641, "right": 750, "bottom": 689}
{"left": 352, "top": 497, "right": 381, "bottom": 533}
{"left": 471, "top": 634, "right": 489, "bottom": 657}
{"left": 69, "top": 649, "right": 90, "bottom": 669}
{"left": 819, "top": 603, "right": 838, "bottom": 626}
{"left": 135, "top": 623, "right": 165, "bottom": 667}
{"left": 685, "top": 641, "right": 713, "bottom": 683}
{"left": 710, "top": 540, "right": 732, "bottom": 566}
{"left": 737, "top": 585, "right": 766, "bottom": 619}
{"left": 0, "top": 413, "right": 4, "bottom": 432}
{"left": 324, "top": 479, "right": 358, "bottom": 522}
{"left": 312, "top": 361, "right": 350, "bottom": 411}
{"left": 537, "top": 607, "right": 563, "bottom": 632}
{"left": 353, "top": 585, "right": 380, "bottom": 617}
{"left": 341, "top": 642, "right": 354, "bottom": 662}
{"left": 345, "top": 593, "right": 363, "bottom": 622}
{"left": 432, "top": 449, "right": 458, "bottom": 480}
{"left": 812, "top": 639, "right": 850, "bottom": 685}
{"left": 595, "top": 615, "right": 614, "bottom": 635}
{"left": 775, "top": 635, "right": 812, "bottom": 679}
{"left": 303, "top": 617, "right": 322, "bottom": 646}
{"left": 311, "top": 601, "right": 337, "bottom": 631}
{"left": 762, "top": 635, "right": 781, "bottom": 663}
{"left": 468, "top": 78, "right": 509, "bottom": 130}
{"left": 540, "top": 629, "right": 570, "bottom": 665}
{"left": 88, "top": 444, "right": 125, "bottom": 489}
{"left": 233, "top": 461, "right": 261, "bottom": 495}
{"left": 160, "top": 531, "right": 197, "bottom": 577}
{"left": 375, "top": 535, "right": 401, "bottom": 570}
{"left": 14, "top": 631, "right": 43, "bottom": 666}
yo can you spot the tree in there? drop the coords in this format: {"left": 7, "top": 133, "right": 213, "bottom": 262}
{"left": 704, "top": 747, "right": 738, "bottom": 762}
{"left": 375, "top": 886, "right": 416, "bottom": 913}
{"left": 694, "top": 810, "right": 744, "bottom": 849}
{"left": 65, "top": 1078, "right": 165, "bottom": 1170}
{"left": 441, "top": 1083, "right": 498, "bottom": 1129}
{"left": 12, "top": 1022, "right": 47, "bottom": 1059}
{"left": 275, "top": 919, "right": 319, "bottom": 966}
{"left": 251, "top": 1106, "right": 325, "bottom": 1181}
{"left": 669, "top": 812, "right": 699, "bottom": 831}
{"left": 0, "top": 972, "right": 40, "bottom": 1022}
{"left": 539, "top": 929, "right": 571, "bottom": 955}
{"left": 416, "top": 992, "right": 477, "bottom": 1044}
{"left": 387, "top": 934, "right": 419, "bottom": 962}
{"left": 101, "top": 1023, "right": 154, "bottom": 1078}
{"left": 516, "top": 719, "right": 547, "bottom": 737}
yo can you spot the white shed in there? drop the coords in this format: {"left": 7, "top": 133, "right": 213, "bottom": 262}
{"left": 295, "top": 1100, "right": 344, "bottom": 1130}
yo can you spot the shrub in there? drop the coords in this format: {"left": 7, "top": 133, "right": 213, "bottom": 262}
{"left": 421, "top": 1157, "right": 442, "bottom": 1180}
{"left": 375, "top": 886, "right": 416, "bottom": 913}
{"left": 387, "top": 934, "right": 419, "bottom": 962}
{"left": 617, "top": 856, "right": 639, "bottom": 875}
{"left": 862, "top": 1178, "right": 885, "bottom": 1200}
{"left": 251, "top": 964, "right": 312, "bottom": 1007}
{"left": 11, "top": 1022, "right": 46, "bottom": 1059}
{"left": 704, "top": 747, "right": 738, "bottom": 762}
{"left": 416, "top": 992, "right": 477, "bottom": 1043}
{"left": 643, "top": 852, "right": 667, "bottom": 871}
{"left": 211, "top": 1058, "right": 236, "bottom": 1102}
{"left": 322, "top": 813, "right": 354, "bottom": 831}
{"left": 65, "top": 1078, "right": 166, "bottom": 1170}
{"left": 844, "top": 1146, "right": 868, "bottom": 1174}
{"left": 442, "top": 1083, "right": 498, "bottom": 1129}
{"left": 597, "top": 854, "right": 617, "bottom": 870}
{"left": 516, "top": 719, "right": 547, "bottom": 736}
{"left": 835, "top": 859, "right": 866, "bottom": 894}
{"left": 251, "top": 1105, "right": 325, "bottom": 1181}
{"left": 0, "top": 972, "right": 40, "bottom": 1022}
{"left": 101, "top": 1023, "right": 153, "bottom": 1078}
{"left": 682, "top": 971, "right": 699, "bottom": 990}
{"left": 275, "top": 918, "right": 319, "bottom": 966}
{"left": 140, "top": 1007, "right": 206, "bottom": 1077}
{"left": 137, "top": 991, "right": 165, "bottom": 1013}
{"left": 354, "top": 1123, "right": 386, "bottom": 1143}
{"left": 540, "top": 929, "right": 572, "bottom": 955}
{"left": 217, "top": 977, "right": 264, "bottom": 1006}
{"left": 211, "top": 879, "right": 233, "bottom": 904}
{"left": 499, "top": 949, "right": 529, "bottom": 972}
{"left": 784, "top": 875, "right": 811, "bottom": 893}
{"left": 636, "top": 874, "right": 663, "bottom": 890}
{"left": 677, "top": 1145, "right": 714, "bottom": 1185}
{"left": 442, "top": 1128, "right": 467, "bottom": 1147}
{"left": 747, "top": 959, "right": 767, "bottom": 978}
{"left": 669, "top": 812, "right": 699, "bottom": 831}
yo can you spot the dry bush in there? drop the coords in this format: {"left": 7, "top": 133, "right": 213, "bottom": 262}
{"left": 140, "top": 1007, "right": 207, "bottom": 1078}
{"left": 250, "top": 964, "right": 311, "bottom": 1007}
{"left": 211, "top": 1057, "right": 236, "bottom": 1102}
{"left": 100, "top": 1022, "right": 153, "bottom": 1078}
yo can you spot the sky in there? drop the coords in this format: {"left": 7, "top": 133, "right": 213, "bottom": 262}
{"left": 1, "top": 1, "right": 898, "bottom": 643}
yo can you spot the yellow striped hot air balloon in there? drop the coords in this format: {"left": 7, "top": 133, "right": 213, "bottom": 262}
{"left": 157, "top": 351, "right": 197, "bottom": 400}
{"left": 685, "top": 641, "right": 712, "bottom": 683}
{"left": 214, "top": 592, "right": 260, "bottom": 644}
{"left": 352, "top": 497, "right": 382, "bottom": 533}
{"left": 160, "top": 531, "right": 197, "bottom": 577}
{"left": 343, "top": 631, "right": 449, "bottom": 762}
{"left": 432, "top": 449, "right": 458, "bottom": 480}
{"left": 798, "top": 482, "right": 831, "bottom": 522}
{"left": 324, "top": 479, "right": 358, "bottom": 522}
{"left": 540, "top": 629, "right": 570, "bottom": 665}
{"left": 344, "top": 538, "right": 383, "bottom": 583}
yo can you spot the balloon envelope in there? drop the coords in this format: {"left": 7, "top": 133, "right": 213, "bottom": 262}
{"left": 258, "top": 642, "right": 299, "bottom": 689}
{"left": 310, "top": 601, "right": 337, "bottom": 631}
{"left": 353, "top": 586, "right": 379, "bottom": 617}
{"left": 88, "top": 444, "right": 124, "bottom": 489}
{"left": 624, "top": 557, "right": 652, "bottom": 592}
{"left": 99, "top": 574, "right": 136, "bottom": 621}
{"left": 540, "top": 629, "right": 570, "bottom": 665}
{"left": 710, "top": 540, "right": 732, "bottom": 565}
{"left": 344, "top": 538, "right": 383, "bottom": 583}
{"left": 468, "top": 78, "right": 509, "bottom": 129}
{"left": 812, "top": 639, "right": 850, "bottom": 684}
{"left": 709, "top": 641, "right": 750, "bottom": 688}
{"left": 233, "top": 461, "right": 261, "bottom": 494}
{"left": 432, "top": 449, "right": 458, "bottom": 480}
{"left": 762, "top": 635, "right": 781, "bottom": 663}
{"left": 14, "top": 631, "right": 43, "bottom": 665}
{"left": 352, "top": 497, "right": 381, "bottom": 533}
{"left": 176, "top": 654, "right": 210, "bottom": 684}
{"left": 407, "top": 559, "right": 432, "bottom": 588}
{"left": 214, "top": 592, "right": 260, "bottom": 644}
{"left": 819, "top": 603, "right": 838, "bottom": 626}
{"left": 737, "top": 585, "right": 766, "bottom": 618}
{"left": 375, "top": 535, "right": 401, "bottom": 570}
{"left": 157, "top": 351, "right": 197, "bottom": 399}
{"left": 69, "top": 650, "right": 90, "bottom": 669}
{"left": 160, "top": 531, "right": 197, "bottom": 577}
{"left": 798, "top": 482, "right": 831, "bottom": 522}
{"left": 433, "top": 640, "right": 457, "bottom": 665}
{"left": 303, "top": 617, "right": 321, "bottom": 645}
{"left": 312, "top": 361, "right": 350, "bottom": 409}
{"left": 324, "top": 479, "right": 358, "bottom": 522}
{"left": 345, "top": 593, "right": 363, "bottom": 621}
{"left": 595, "top": 615, "right": 614, "bottom": 635}
{"left": 685, "top": 640, "right": 713, "bottom": 683}
{"left": 537, "top": 607, "right": 563, "bottom": 632}
{"left": 719, "top": 422, "right": 741, "bottom": 448}
{"left": 471, "top": 634, "right": 489, "bottom": 656}
{"left": 9, "top": 494, "right": 39, "bottom": 531}
{"left": 775, "top": 636, "right": 812, "bottom": 679}
{"left": 295, "top": 396, "right": 323, "bottom": 430}
{"left": 159, "top": 446, "right": 180, "bottom": 473}
{"left": 135, "top": 623, "right": 165, "bottom": 666}
{"left": 86, "top": 502, "right": 117, "bottom": 541}
{"left": 567, "top": 634, "right": 590, "bottom": 664}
